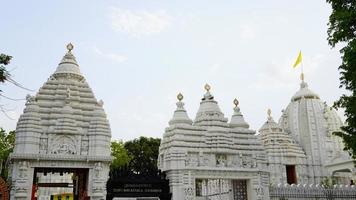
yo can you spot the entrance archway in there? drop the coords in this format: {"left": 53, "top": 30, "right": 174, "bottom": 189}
{"left": 331, "top": 168, "right": 353, "bottom": 185}
{"left": 31, "top": 168, "right": 88, "bottom": 200}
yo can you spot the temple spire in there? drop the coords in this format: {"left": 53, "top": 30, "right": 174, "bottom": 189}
{"left": 267, "top": 108, "right": 272, "bottom": 121}
{"left": 204, "top": 83, "right": 211, "bottom": 92}
{"left": 300, "top": 72, "right": 305, "bottom": 82}
{"left": 169, "top": 93, "right": 192, "bottom": 125}
{"left": 67, "top": 43, "right": 74, "bottom": 52}
{"left": 230, "top": 98, "right": 249, "bottom": 129}
{"left": 54, "top": 43, "right": 82, "bottom": 77}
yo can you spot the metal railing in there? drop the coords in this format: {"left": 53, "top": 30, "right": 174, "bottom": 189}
{"left": 270, "top": 184, "right": 356, "bottom": 200}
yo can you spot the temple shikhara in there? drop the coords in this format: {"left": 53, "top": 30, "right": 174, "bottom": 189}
{"left": 8, "top": 44, "right": 354, "bottom": 200}
{"left": 10, "top": 44, "right": 112, "bottom": 200}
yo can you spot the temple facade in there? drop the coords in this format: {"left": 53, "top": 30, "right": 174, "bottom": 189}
{"left": 158, "top": 86, "right": 270, "bottom": 200}
{"left": 258, "top": 75, "right": 352, "bottom": 185}
{"left": 9, "top": 44, "right": 112, "bottom": 200}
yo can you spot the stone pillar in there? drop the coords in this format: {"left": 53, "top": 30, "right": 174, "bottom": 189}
{"left": 11, "top": 161, "right": 34, "bottom": 200}
{"left": 88, "top": 162, "right": 109, "bottom": 200}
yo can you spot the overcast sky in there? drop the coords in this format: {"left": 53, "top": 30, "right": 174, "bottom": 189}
{"left": 0, "top": 0, "right": 346, "bottom": 141}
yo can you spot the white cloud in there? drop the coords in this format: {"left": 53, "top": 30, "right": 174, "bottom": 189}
{"left": 109, "top": 7, "right": 172, "bottom": 37}
{"left": 93, "top": 47, "right": 127, "bottom": 63}
{"left": 239, "top": 24, "right": 259, "bottom": 40}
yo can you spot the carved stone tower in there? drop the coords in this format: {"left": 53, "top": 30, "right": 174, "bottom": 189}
{"left": 10, "top": 44, "right": 112, "bottom": 200}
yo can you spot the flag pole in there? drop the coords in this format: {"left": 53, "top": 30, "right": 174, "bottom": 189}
{"left": 300, "top": 50, "right": 304, "bottom": 82}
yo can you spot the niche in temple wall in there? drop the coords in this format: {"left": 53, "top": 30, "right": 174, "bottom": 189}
{"left": 216, "top": 154, "right": 227, "bottom": 167}
{"left": 81, "top": 135, "right": 89, "bottom": 155}
{"left": 39, "top": 134, "right": 48, "bottom": 154}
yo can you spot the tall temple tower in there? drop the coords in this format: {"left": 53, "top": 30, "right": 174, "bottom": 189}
{"left": 10, "top": 44, "right": 112, "bottom": 200}
{"left": 277, "top": 74, "right": 350, "bottom": 183}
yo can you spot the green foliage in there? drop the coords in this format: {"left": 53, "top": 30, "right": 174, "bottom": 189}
{"left": 0, "top": 54, "right": 12, "bottom": 83}
{"left": 326, "top": 0, "right": 356, "bottom": 160}
{"left": 124, "top": 136, "right": 161, "bottom": 174}
{"left": 321, "top": 177, "right": 336, "bottom": 188}
{"left": 0, "top": 129, "right": 15, "bottom": 180}
{"left": 110, "top": 140, "right": 131, "bottom": 170}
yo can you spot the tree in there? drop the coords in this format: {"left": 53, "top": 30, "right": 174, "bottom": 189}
{"left": 110, "top": 140, "right": 131, "bottom": 170}
{"left": 0, "top": 129, "right": 15, "bottom": 180}
{"left": 0, "top": 54, "right": 12, "bottom": 83}
{"left": 124, "top": 137, "right": 161, "bottom": 174}
{"left": 326, "top": 1, "right": 356, "bottom": 159}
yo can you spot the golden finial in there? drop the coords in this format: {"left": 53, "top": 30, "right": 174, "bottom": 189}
{"left": 233, "top": 98, "right": 239, "bottom": 107}
{"left": 66, "top": 43, "right": 74, "bottom": 52}
{"left": 267, "top": 108, "right": 272, "bottom": 117}
{"left": 177, "top": 93, "right": 184, "bottom": 101}
{"left": 300, "top": 72, "right": 304, "bottom": 81}
{"left": 204, "top": 83, "right": 211, "bottom": 92}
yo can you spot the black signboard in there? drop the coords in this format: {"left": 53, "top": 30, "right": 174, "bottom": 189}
{"left": 106, "top": 167, "right": 171, "bottom": 200}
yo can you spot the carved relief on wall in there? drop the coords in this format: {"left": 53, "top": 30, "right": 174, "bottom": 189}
{"left": 239, "top": 153, "right": 257, "bottom": 168}
{"left": 198, "top": 153, "right": 210, "bottom": 167}
{"left": 216, "top": 154, "right": 227, "bottom": 167}
{"left": 184, "top": 187, "right": 194, "bottom": 200}
{"left": 50, "top": 136, "right": 77, "bottom": 155}
{"left": 18, "top": 161, "right": 29, "bottom": 179}
{"left": 94, "top": 162, "right": 103, "bottom": 179}
{"left": 39, "top": 137, "right": 48, "bottom": 154}
{"left": 185, "top": 153, "right": 199, "bottom": 167}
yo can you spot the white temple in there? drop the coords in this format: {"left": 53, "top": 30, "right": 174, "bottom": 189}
{"left": 158, "top": 85, "right": 270, "bottom": 200}
{"left": 258, "top": 74, "right": 353, "bottom": 185}
{"left": 9, "top": 44, "right": 112, "bottom": 200}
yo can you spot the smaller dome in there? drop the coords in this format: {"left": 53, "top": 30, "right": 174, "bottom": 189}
{"left": 169, "top": 93, "right": 192, "bottom": 125}
{"left": 259, "top": 109, "right": 283, "bottom": 132}
{"left": 291, "top": 81, "right": 319, "bottom": 101}
{"left": 230, "top": 99, "right": 249, "bottom": 129}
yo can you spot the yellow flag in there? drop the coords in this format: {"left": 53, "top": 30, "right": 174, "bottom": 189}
{"left": 293, "top": 51, "right": 302, "bottom": 68}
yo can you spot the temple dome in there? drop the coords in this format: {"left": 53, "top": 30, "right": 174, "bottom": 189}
{"left": 229, "top": 99, "right": 249, "bottom": 129}
{"left": 291, "top": 81, "right": 319, "bottom": 101}
{"left": 259, "top": 109, "right": 306, "bottom": 158}
{"left": 278, "top": 77, "right": 347, "bottom": 170}
{"left": 169, "top": 93, "right": 193, "bottom": 125}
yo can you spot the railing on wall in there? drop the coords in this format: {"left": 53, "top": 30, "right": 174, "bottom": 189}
{"left": 269, "top": 184, "right": 356, "bottom": 200}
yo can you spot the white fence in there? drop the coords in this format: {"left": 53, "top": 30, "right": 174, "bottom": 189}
{"left": 269, "top": 184, "right": 356, "bottom": 200}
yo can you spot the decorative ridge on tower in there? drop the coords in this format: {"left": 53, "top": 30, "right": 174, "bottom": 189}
{"left": 230, "top": 98, "right": 249, "bottom": 129}
{"left": 54, "top": 43, "right": 82, "bottom": 77}
{"left": 169, "top": 93, "right": 193, "bottom": 125}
